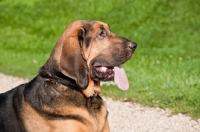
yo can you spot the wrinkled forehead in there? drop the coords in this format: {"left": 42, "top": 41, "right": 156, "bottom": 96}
{"left": 62, "top": 20, "right": 110, "bottom": 37}
{"left": 81, "top": 20, "right": 110, "bottom": 31}
{"left": 64, "top": 20, "right": 110, "bottom": 35}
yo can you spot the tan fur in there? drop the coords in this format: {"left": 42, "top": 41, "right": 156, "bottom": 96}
{"left": 22, "top": 101, "right": 109, "bottom": 132}
{"left": 82, "top": 22, "right": 112, "bottom": 97}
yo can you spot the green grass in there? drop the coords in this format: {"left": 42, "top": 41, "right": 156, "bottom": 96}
{"left": 0, "top": 0, "right": 200, "bottom": 119}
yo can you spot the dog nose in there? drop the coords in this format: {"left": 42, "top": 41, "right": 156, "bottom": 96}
{"left": 129, "top": 42, "right": 137, "bottom": 50}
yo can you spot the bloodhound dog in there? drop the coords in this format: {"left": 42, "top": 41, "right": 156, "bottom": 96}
{"left": 0, "top": 20, "right": 137, "bottom": 132}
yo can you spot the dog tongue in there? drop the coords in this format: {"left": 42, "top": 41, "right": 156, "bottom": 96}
{"left": 113, "top": 66, "right": 129, "bottom": 90}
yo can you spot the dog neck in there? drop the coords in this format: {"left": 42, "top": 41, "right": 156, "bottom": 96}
{"left": 39, "top": 68, "right": 77, "bottom": 90}
{"left": 36, "top": 69, "right": 103, "bottom": 111}
{"left": 39, "top": 67, "right": 101, "bottom": 105}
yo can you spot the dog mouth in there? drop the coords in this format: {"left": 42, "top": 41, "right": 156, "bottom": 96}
{"left": 92, "top": 66, "right": 115, "bottom": 81}
{"left": 91, "top": 65, "right": 129, "bottom": 90}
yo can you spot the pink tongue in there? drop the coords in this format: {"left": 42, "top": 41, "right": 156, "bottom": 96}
{"left": 113, "top": 66, "right": 129, "bottom": 90}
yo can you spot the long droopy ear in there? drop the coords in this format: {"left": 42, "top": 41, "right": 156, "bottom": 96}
{"left": 59, "top": 28, "right": 89, "bottom": 89}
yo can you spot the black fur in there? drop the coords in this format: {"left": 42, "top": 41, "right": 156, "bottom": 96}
{"left": 0, "top": 72, "right": 103, "bottom": 131}
{"left": 0, "top": 84, "right": 27, "bottom": 132}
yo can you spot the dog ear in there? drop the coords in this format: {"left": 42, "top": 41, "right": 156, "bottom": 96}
{"left": 60, "top": 28, "right": 89, "bottom": 89}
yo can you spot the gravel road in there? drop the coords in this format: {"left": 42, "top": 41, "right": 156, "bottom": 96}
{"left": 0, "top": 73, "right": 200, "bottom": 132}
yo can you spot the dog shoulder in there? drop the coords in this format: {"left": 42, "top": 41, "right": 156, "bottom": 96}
{"left": 0, "top": 84, "right": 27, "bottom": 132}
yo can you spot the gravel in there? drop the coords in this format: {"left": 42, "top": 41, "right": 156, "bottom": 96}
{"left": 0, "top": 73, "right": 200, "bottom": 132}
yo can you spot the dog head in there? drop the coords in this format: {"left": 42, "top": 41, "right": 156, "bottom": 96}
{"left": 47, "top": 20, "right": 137, "bottom": 97}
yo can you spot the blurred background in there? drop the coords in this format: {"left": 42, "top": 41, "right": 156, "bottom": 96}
{"left": 0, "top": 0, "right": 199, "bottom": 119}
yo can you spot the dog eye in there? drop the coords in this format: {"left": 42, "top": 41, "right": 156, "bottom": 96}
{"left": 97, "top": 30, "right": 107, "bottom": 39}
{"left": 99, "top": 30, "right": 106, "bottom": 37}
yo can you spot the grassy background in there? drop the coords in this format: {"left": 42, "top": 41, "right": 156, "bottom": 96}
{"left": 0, "top": 0, "right": 200, "bottom": 119}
